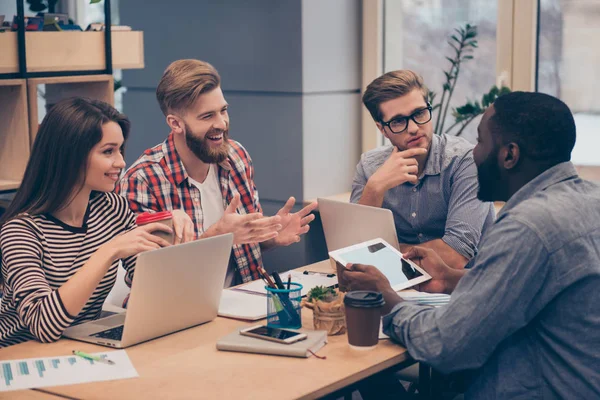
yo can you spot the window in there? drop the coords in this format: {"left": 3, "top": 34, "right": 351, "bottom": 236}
{"left": 537, "top": 0, "right": 600, "bottom": 173}
{"left": 382, "top": 0, "right": 498, "bottom": 142}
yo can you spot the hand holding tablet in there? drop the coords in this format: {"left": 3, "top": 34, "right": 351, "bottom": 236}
{"left": 329, "top": 238, "right": 431, "bottom": 292}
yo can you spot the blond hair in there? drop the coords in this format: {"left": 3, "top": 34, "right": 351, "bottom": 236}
{"left": 156, "top": 59, "right": 221, "bottom": 116}
{"left": 362, "top": 70, "right": 429, "bottom": 122}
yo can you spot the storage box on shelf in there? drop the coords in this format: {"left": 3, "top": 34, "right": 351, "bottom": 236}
{"left": 27, "top": 75, "right": 114, "bottom": 143}
{"left": 0, "top": 79, "right": 30, "bottom": 192}
{"left": 0, "top": 31, "right": 144, "bottom": 74}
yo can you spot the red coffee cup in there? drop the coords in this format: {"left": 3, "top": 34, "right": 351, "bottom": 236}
{"left": 136, "top": 211, "right": 174, "bottom": 244}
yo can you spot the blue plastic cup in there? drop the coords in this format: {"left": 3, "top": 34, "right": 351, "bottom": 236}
{"left": 266, "top": 283, "right": 303, "bottom": 329}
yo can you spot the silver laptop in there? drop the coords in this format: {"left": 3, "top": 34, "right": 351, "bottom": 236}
{"left": 318, "top": 198, "right": 400, "bottom": 251}
{"left": 63, "top": 233, "right": 234, "bottom": 348}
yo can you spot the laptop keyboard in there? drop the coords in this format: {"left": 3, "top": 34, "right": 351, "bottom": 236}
{"left": 91, "top": 325, "right": 124, "bottom": 341}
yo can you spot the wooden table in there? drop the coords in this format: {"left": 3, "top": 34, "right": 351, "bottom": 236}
{"left": 1, "top": 260, "right": 413, "bottom": 400}
{"left": 1, "top": 389, "right": 65, "bottom": 399}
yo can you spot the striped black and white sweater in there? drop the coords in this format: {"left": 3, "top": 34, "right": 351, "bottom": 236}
{"left": 0, "top": 192, "right": 136, "bottom": 347}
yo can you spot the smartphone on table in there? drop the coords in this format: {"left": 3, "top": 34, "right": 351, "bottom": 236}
{"left": 239, "top": 325, "right": 308, "bottom": 344}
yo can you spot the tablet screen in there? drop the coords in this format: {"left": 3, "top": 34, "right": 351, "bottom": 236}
{"left": 335, "top": 241, "right": 423, "bottom": 287}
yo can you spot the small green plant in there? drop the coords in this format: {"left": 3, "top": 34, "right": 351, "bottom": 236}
{"left": 446, "top": 85, "right": 511, "bottom": 136}
{"left": 307, "top": 286, "right": 337, "bottom": 303}
{"left": 429, "top": 23, "right": 511, "bottom": 137}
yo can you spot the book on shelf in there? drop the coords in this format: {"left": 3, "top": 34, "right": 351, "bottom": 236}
{"left": 86, "top": 23, "right": 132, "bottom": 32}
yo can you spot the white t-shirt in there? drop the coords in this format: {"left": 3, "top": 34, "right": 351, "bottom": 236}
{"left": 188, "top": 165, "right": 237, "bottom": 287}
{"left": 187, "top": 164, "right": 225, "bottom": 230}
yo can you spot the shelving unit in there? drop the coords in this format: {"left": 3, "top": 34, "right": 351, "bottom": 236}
{"left": 27, "top": 75, "right": 114, "bottom": 143}
{"left": 0, "top": 31, "right": 144, "bottom": 74}
{"left": 0, "top": 79, "right": 30, "bottom": 192}
{"left": 0, "top": 0, "right": 144, "bottom": 195}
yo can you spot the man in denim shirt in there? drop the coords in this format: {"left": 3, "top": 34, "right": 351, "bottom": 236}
{"left": 354, "top": 70, "right": 494, "bottom": 268}
{"left": 342, "top": 92, "right": 600, "bottom": 399}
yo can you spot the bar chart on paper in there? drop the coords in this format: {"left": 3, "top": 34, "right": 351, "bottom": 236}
{"left": 0, "top": 350, "right": 138, "bottom": 392}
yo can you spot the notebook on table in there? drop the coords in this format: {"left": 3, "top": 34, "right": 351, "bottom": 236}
{"left": 218, "top": 269, "right": 338, "bottom": 320}
{"left": 216, "top": 329, "right": 327, "bottom": 358}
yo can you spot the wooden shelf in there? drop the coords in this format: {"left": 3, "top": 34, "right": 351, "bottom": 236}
{"left": 0, "top": 179, "right": 21, "bottom": 192}
{"left": 27, "top": 75, "right": 114, "bottom": 144}
{"left": 0, "top": 79, "right": 30, "bottom": 191}
{"left": 0, "top": 31, "right": 144, "bottom": 74}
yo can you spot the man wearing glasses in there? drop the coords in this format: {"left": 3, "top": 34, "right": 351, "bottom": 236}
{"left": 351, "top": 70, "right": 494, "bottom": 269}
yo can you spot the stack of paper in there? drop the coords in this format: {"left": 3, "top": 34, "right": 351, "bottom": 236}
{"left": 399, "top": 292, "right": 451, "bottom": 307}
{"left": 218, "top": 289, "right": 267, "bottom": 320}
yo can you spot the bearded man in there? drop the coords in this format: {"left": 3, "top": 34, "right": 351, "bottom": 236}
{"left": 118, "top": 59, "right": 316, "bottom": 287}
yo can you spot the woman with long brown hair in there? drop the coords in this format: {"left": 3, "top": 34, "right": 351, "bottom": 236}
{"left": 0, "top": 97, "right": 172, "bottom": 347}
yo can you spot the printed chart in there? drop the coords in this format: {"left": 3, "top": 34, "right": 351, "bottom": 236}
{"left": 0, "top": 350, "right": 137, "bottom": 392}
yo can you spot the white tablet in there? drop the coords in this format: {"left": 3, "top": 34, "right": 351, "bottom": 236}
{"left": 329, "top": 238, "right": 431, "bottom": 292}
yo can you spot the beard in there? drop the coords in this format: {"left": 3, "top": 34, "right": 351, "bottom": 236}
{"left": 477, "top": 146, "right": 502, "bottom": 202}
{"left": 184, "top": 123, "right": 230, "bottom": 164}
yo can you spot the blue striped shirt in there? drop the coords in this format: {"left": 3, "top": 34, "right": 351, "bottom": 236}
{"left": 383, "top": 162, "right": 600, "bottom": 399}
{"left": 351, "top": 134, "right": 494, "bottom": 258}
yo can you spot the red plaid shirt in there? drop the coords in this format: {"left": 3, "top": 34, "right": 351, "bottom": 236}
{"left": 117, "top": 134, "right": 263, "bottom": 283}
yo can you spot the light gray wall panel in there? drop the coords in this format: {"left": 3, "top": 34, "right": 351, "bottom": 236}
{"left": 121, "top": 0, "right": 303, "bottom": 92}
{"left": 302, "top": 92, "right": 361, "bottom": 200}
{"left": 301, "top": 0, "right": 361, "bottom": 93}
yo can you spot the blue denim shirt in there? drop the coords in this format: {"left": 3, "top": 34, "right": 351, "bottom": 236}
{"left": 383, "top": 162, "right": 600, "bottom": 399}
{"left": 351, "top": 134, "right": 494, "bottom": 259}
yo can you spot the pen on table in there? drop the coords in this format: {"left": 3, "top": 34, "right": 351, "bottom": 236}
{"left": 271, "top": 272, "right": 285, "bottom": 290}
{"left": 287, "top": 274, "right": 291, "bottom": 290}
{"left": 303, "top": 270, "right": 336, "bottom": 278}
{"left": 72, "top": 350, "right": 115, "bottom": 365}
{"left": 257, "top": 268, "right": 276, "bottom": 289}
{"left": 258, "top": 267, "right": 277, "bottom": 288}
{"left": 259, "top": 269, "right": 295, "bottom": 325}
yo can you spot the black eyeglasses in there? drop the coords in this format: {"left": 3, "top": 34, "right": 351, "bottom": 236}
{"left": 380, "top": 104, "right": 433, "bottom": 134}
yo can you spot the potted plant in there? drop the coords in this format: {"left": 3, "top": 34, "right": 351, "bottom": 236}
{"left": 304, "top": 286, "right": 346, "bottom": 336}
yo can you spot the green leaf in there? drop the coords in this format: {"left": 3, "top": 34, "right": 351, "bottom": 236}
{"left": 90, "top": 0, "right": 103, "bottom": 3}
{"left": 499, "top": 86, "right": 512, "bottom": 96}
{"left": 448, "top": 42, "right": 460, "bottom": 53}
{"left": 307, "top": 286, "right": 336, "bottom": 302}
{"left": 445, "top": 56, "right": 456, "bottom": 65}
{"left": 462, "top": 55, "right": 474, "bottom": 60}
{"left": 427, "top": 91, "right": 437, "bottom": 104}
{"left": 451, "top": 35, "right": 462, "bottom": 45}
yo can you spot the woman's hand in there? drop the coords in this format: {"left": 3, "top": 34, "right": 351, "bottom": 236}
{"left": 103, "top": 222, "right": 173, "bottom": 261}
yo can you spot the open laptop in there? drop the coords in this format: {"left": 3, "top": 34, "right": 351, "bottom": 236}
{"left": 63, "top": 233, "right": 234, "bottom": 348}
{"left": 318, "top": 198, "right": 400, "bottom": 251}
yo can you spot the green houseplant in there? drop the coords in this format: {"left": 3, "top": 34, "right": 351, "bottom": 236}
{"left": 428, "top": 23, "right": 511, "bottom": 137}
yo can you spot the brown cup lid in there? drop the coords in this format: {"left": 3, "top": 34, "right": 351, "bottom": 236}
{"left": 343, "top": 291, "right": 385, "bottom": 308}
